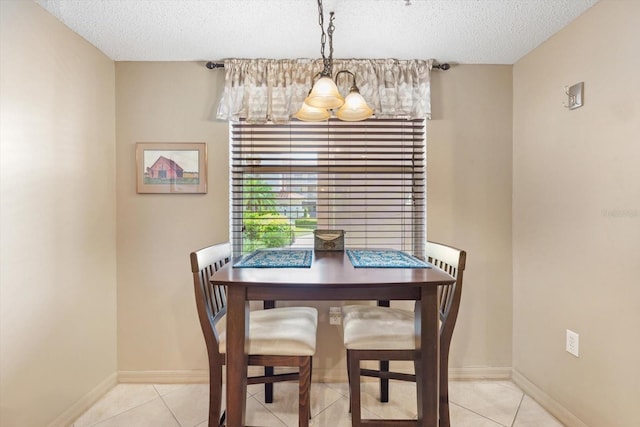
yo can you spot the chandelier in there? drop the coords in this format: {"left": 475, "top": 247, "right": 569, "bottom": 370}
{"left": 294, "top": 0, "right": 373, "bottom": 122}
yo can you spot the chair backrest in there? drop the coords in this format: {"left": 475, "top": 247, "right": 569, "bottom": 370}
{"left": 425, "top": 241, "right": 467, "bottom": 344}
{"left": 190, "top": 242, "right": 232, "bottom": 362}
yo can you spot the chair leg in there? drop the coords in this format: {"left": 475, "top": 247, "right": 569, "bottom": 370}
{"left": 264, "top": 366, "right": 274, "bottom": 403}
{"left": 298, "top": 356, "right": 311, "bottom": 427}
{"left": 346, "top": 351, "right": 351, "bottom": 413}
{"left": 309, "top": 357, "right": 313, "bottom": 420}
{"left": 208, "top": 363, "right": 223, "bottom": 427}
{"left": 413, "top": 354, "right": 423, "bottom": 424}
{"left": 439, "top": 350, "right": 451, "bottom": 427}
{"left": 347, "top": 350, "right": 362, "bottom": 427}
{"left": 377, "top": 300, "right": 391, "bottom": 404}
{"left": 379, "top": 360, "right": 389, "bottom": 402}
{"left": 263, "top": 300, "right": 276, "bottom": 404}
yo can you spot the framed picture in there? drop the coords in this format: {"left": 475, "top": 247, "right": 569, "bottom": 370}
{"left": 136, "top": 142, "right": 207, "bottom": 194}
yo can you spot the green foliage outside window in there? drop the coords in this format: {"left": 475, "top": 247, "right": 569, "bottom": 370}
{"left": 242, "top": 178, "right": 293, "bottom": 251}
{"left": 294, "top": 218, "right": 317, "bottom": 229}
{"left": 244, "top": 179, "right": 276, "bottom": 213}
{"left": 243, "top": 212, "right": 293, "bottom": 250}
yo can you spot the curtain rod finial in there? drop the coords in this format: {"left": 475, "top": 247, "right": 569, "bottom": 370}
{"left": 433, "top": 63, "right": 450, "bottom": 71}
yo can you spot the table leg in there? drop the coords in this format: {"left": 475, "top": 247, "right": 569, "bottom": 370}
{"left": 415, "top": 286, "right": 439, "bottom": 427}
{"left": 226, "top": 286, "right": 249, "bottom": 427}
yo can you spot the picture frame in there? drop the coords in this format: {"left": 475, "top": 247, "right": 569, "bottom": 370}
{"left": 136, "top": 142, "right": 207, "bottom": 194}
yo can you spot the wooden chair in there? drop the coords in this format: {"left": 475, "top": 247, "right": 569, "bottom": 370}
{"left": 341, "top": 241, "right": 466, "bottom": 427}
{"left": 190, "top": 242, "right": 318, "bottom": 427}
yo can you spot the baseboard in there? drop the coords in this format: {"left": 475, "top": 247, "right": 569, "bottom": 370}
{"left": 117, "top": 366, "right": 512, "bottom": 384}
{"left": 118, "top": 368, "right": 346, "bottom": 383}
{"left": 118, "top": 368, "right": 305, "bottom": 383}
{"left": 448, "top": 366, "right": 512, "bottom": 380}
{"left": 118, "top": 370, "right": 209, "bottom": 383}
{"left": 511, "top": 369, "right": 589, "bottom": 427}
{"left": 47, "top": 372, "right": 118, "bottom": 427}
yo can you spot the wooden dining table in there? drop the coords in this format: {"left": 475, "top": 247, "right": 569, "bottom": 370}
{"left": 210, "top": 250, "right": 455, "bottom": 427}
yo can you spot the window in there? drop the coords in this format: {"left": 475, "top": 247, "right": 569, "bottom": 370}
{"left": 230, "top": 118, "right": 426, "bottom": 258}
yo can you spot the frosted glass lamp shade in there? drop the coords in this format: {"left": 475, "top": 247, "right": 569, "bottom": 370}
{"left": 336, "top": 91, "right": 373, "bottom": 121}
{"left": 294, "top": 102, "right": 331, "bottom": 121}
{"left": 305, "top": 76, "right": 345, "bottom": 109}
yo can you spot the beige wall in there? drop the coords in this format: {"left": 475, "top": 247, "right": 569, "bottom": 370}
{"left": 114, "top": 62, "right": 514, "bottom": 379}
{"left": 428, "top": 66, "right": 513, "bottom": 371}
{"left": 513, "top": 1, "right": 640, "bottom": 426}
{"left": 115, "top": 62, "right": 230, "bottom": 374}
{"left": 0, "top": 2, "right": 117, "bottom": 427}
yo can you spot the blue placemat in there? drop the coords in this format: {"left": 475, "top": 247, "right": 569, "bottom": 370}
{"left": 233, "top": 249, "right": 313, "bottom": 268}
{"left": 346, "top": 249, "right": 432, "bottom": 268}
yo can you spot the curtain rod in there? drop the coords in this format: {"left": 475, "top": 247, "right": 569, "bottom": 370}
{"left": 205, "top": 61, "right": 450, "bottom": 70}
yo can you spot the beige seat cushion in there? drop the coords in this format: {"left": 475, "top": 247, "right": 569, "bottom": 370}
{"left": 342, "top": 305, "right": 417, "bottom": 350}
{"left": 217, "top": 306, "right": 318, "bottom": 356}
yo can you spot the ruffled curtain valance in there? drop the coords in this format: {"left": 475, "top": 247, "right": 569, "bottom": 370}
{"left": 216, "top": 58, "right": 433, "bottom": 123}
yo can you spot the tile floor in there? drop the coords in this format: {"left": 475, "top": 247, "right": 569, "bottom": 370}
{"left": 72, "top": 380, "right": 564, "bottom": 427}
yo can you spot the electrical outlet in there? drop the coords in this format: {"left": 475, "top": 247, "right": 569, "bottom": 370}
{"left": 329, "top": 307, "right": 341, "bottom": 325}
{"left": 566, "top": 329, "right": 579, "bottom": 357}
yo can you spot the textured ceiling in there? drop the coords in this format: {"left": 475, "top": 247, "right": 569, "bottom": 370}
{"left": 35, "top": 0, "right": 599, "bottom": 64}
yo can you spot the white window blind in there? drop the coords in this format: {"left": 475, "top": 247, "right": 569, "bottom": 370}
{"left": 230, "top": 118, "right": 426, "bottom": 257}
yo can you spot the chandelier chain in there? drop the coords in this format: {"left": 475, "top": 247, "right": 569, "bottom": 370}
{"left": 326, "top": 12, "right": 335, "bottom": 75}
{"left": 318, "top": 0, "right": 325, "bottom": 60}
{"left": 317, "top": 0, "right": 334, "bottom": 77}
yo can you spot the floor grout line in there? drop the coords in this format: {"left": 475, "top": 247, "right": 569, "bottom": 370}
{"left": 157, "top": 393, "right": 185, "bottom": 427}
{"left": 510, "top": 393, "right": 525, "bottom": 427}
{"left": 449, "top": 401, "right": 509, "bottom": 427}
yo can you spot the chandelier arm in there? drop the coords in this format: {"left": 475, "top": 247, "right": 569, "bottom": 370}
{"left": 334, "top": 70, "right": 358, "bottom": 92}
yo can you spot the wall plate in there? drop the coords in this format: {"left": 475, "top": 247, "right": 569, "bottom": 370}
{"left": 564, "top": 82, "right": 584, "bottom": 110}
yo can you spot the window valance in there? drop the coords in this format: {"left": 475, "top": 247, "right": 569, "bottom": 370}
{"left": 216, "top": 58, "right": 433, "bottom": 123}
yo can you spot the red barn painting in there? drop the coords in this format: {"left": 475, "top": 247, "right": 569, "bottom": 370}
{"left": 146, "top": 156, "right": 184, "bottom": 180}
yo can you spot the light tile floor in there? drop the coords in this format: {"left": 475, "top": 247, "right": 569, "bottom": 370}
{"left": 72, "top": 380, "right": 564, "bottom": 427}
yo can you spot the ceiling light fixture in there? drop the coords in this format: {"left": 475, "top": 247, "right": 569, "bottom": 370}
{"left": 295, "top": 0, "right": 373, "bottom": 122}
